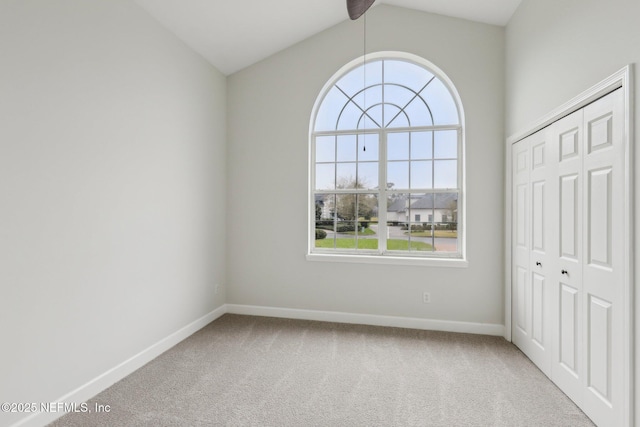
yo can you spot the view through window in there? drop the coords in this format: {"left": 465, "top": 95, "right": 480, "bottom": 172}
{"left": 310, "top": 53, "right": 464, "bottom": 260}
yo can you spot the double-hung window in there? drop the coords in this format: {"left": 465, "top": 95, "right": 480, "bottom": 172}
{"left": 309, "top": 52, "right": 465, "bottom": 265}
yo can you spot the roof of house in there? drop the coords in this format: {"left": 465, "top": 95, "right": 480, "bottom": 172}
{"left": 387, "top": 193, "right": 457, "bottom": 212}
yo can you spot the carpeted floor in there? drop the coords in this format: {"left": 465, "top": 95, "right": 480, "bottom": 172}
{"left": 49, "top": 314, "right": 594, "bottom": 426}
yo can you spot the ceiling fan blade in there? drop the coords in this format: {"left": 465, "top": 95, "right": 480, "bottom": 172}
{"left": 347, "top": 0, "right": 375, "bottom": 20}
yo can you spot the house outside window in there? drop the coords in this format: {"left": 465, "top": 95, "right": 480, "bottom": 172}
{"left": 308, "top": 52, "right": 465, "bottom": 266}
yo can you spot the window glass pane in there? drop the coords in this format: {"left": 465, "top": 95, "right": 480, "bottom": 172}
{"left": 387, "top": 193, "right": 458, "bottom": 252}
{"left": 383, "top": 84, "right": 416, "bottom": 109}
{"left": 335, "top": 223, "right": 356, "bottom": 249}
{"left": 411, "top": 131, "right": 432, "bottom": 159}
{"left": 433, "top": 193, "right": 458, "bottom": 252}
{"left": 315, "top": 136, "right": 335, "bottom": 162}
{"left": 314, "top": 232, "right": 335, "bottom": 249}
{"left": 387, "top": 132, "right": 409, "bottom": 160}
{"left": 315, "top": 194, "right": 379, "bottom": 250}
{"left": 387, "top": 161, "right": 409, "bottom": 189}
{"left": 434, "top": 160, "right": 457, "bottom": 188}
{"left": 314, "top": 205, "right": 335, "bottom": 249}
{"left": 410, "top": 160, "right": 432, "bottom": 189}
{"left": 336, "top": 194, "right": 357, "bottom": 221}
{"left": 357, "top": 194, "right": 378, "bottom": 222}
{"left": 353, "top": 85, "right": 383, "bottom": 112}
{"left": 386, "top": 193, "right": 435, "bottom": 252}
{"left": 386, "top": 194, "right": 408, "bottom": 224}
{"left": 337, "top": 101, "right": 363, "bottom": 130}
{"left": 315, "top": 164, "right": 335, "bottom": 190}
{"left": 384, "top": 60, "right": 434, "bottom": 92}
{"left": 315, "top": 194, "right": 334, "bottom": 222}
{"left": 384, "top": 105, "right": 409, "bottom": 128}
{"left": 434, "top": 130, "right": 457, "bottom": 159}
{"left": 357, "top": 162, "right": 378, "bottom": 190}
{"left": 356, "top": 238, "right": 378, "bottom": 250}
{"left": 358, "top": 105, "right": 382, "bottom": 130}
{"left": 358, "top": 134, "right": 378, "bottom": 161}
{"left": 336, "top": 60, "right": 383, "bottom": 97}
{"left": 336, "top": 163, "right": 357, "bottom": 188}
{"left": 403, "top": 96, "right": 433, "bottom": 127}
{"left": 315, "top": 86, "right": 349, "bottom": 131}
{"left": 422, "top": 79, "right": 459, "bottom": 125}
{"left": 337, "top": 135, "right": 357, "bottom": 161}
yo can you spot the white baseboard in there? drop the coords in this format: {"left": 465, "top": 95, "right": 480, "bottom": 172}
{"left": 225, "top": 304, "right": 505, "bottom": 337}
{"left": 11, "top": 305, "right": 227, "bottom": 427}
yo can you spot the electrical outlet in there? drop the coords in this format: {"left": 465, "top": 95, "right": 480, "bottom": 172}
{"left": 422, "top": 292, "right": 431, "bottom": 304}
{"left": 214, "top": 283, "right": 221, "bottom": 294}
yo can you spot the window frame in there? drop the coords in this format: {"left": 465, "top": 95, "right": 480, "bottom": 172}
{"left": 307, "top": 51, "right": 467, "bottom": 267}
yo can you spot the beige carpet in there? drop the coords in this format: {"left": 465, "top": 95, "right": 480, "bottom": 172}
{"left": 50, "top": 314, "right": 594, "bottom": 426}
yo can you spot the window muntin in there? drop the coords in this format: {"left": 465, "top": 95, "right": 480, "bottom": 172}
{"left": 311, "top": 54, "right": 464, "bottom": 261}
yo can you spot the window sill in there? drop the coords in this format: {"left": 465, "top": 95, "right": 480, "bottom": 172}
{"left": 306, "top": 252, "right": 468, "bottom": 268}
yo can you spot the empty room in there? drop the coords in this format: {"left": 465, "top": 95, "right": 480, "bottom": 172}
{"left": 1, "top": 0, "right": 638, "bottom": 426}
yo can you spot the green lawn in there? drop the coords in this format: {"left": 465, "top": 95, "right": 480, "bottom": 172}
{"left": 344, "top": 228, "right": 376, "bottom": 236}
{"left": 315, "top": 238, "right": 433, "bottom": 251}
{"left": 406, "top": 230, "right": 458, "bottom": 238}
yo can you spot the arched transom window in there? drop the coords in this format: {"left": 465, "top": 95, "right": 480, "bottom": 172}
{"left": 309, "top": 52, "right": 465, "bottom": 264}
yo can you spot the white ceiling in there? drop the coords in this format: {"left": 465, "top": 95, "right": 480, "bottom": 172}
{"left": 134, "top": 0, "right": 522, "bottom": 76}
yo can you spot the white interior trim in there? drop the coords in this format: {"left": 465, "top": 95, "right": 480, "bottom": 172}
{"left": 504, "top": 64, "right": 634, "bottom": 427}
{"left": 226, "top": 304, "right": 505, "bottom": 336}
{"left": 10, "top": 306, "right": 227, "bottom": 427}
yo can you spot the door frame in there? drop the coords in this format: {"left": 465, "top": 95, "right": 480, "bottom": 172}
{"left": 504, "top": 65, "right": 634, "bottom": 426}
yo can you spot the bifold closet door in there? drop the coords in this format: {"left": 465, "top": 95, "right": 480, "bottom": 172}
{"left": 578, "top": 89, "right": 624, "bottom": 427}
{"left": 550, "top": 107, "right": 585, "bottom": 405}
{"left": 513, "top": 89, "right": 625, "bottom": 427}
{"left": 512, "top": 130, "right": 552, "bottom": 376}
{"left": 550, "top": 89, "right": 625, "bottom": 427}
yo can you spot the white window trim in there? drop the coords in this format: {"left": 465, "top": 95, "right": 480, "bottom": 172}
{"left": 307, "top": 51, "right": 467, "bottom": 267}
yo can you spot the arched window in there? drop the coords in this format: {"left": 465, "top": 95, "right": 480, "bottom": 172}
{"left": 309, "top": 52, "right": 465, "bottom": 264}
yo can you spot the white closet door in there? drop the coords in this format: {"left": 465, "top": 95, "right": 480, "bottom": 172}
{"left": 513, "top": 89, "right": 626, "bottom": 427}
{"left": 580, "top": 89, "right": 624, "bottom": 427}
{"left": 512, "top": 130, "right": 552, "bottom": 375}
{"left": 550, "top": 107, "right": 585, "bottom": 405}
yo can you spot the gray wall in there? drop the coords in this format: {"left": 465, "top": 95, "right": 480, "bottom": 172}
{"left": 506, "top": 0, "right": 640, "bottom": 422}
{"left": 0, "top": 1, "right": 226, "bottom": 425}
{"left": 227, "top": 5, "right": 505, "bottom": 326}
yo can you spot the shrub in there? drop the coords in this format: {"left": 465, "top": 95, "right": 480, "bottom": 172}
{"left": 336, "top": 224, "right": 356, "bottom": 233}
{"left": 315, "top": 229, "right": 327, "bottom": 240}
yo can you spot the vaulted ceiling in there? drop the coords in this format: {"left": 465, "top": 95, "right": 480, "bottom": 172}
{"left": 134, "top": 0, "right": 522, "bottom": 75}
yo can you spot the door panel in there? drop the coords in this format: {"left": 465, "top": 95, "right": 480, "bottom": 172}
{"left": 559, "top": 174, "right": 579, "bottom": 260}
{"left": 559, "top": 283, "right": 579, "bottom": 374}
{"left": 516, "top": 266, "right": 528, "bottom": 333}
{"left": 531, "top": 273, "right": 545, "bottom": 347}
{"left": 587, "top": 168, "right": 612, "bottom": 268}
{"left": 532, "top": 181, "right": 545, "bottom": 252}
{"left": 587, "top": 295, "right": 612, "bottom": 404}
